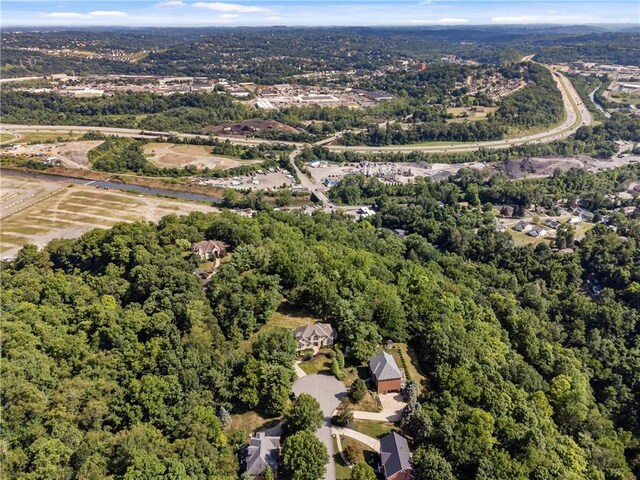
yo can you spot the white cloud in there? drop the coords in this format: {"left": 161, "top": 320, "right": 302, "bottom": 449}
{"left": 411, "top": 17, "right": 469, "bottom": 25}
{"left": 45, "top": 12, "right": 86, "bottom": 19}
{"left": 44, "top": 10, "right": 127, "bottom": 19}
{"left": 88, "top": 11, "right": 128, "bottom": 17}
{"left": 218, "top": 13, "right": 239, "bottom": 18}
{"left": 267, "top": 15, "right": 283, "bottom": 21}
{"left": 192, "top": 2, "right": 267, "bottom": 13}
{"left": 491, "top": 15, "right": 539, "bottom": 24}
{"left": 155, "top": 1, "right": 186, "bottom": 7}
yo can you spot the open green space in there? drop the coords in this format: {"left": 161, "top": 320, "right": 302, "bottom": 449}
{"left": 350, "top": 420, "right": 397, "bottom": 439}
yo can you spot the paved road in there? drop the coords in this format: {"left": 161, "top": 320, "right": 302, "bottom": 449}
{"left": 292, "top": 374, "right": 347, "bottom": 480}
{"left": 0, "top": 67, "right": 592, "bottom": 156}
{"left": 329, "top": 70, "right": 592, "bottom": 153}
{"left": 289, "top": 148, "right": 331, "bottom": 205}
{"left": 0, "top": 123, "right": 299, "bottom": 148}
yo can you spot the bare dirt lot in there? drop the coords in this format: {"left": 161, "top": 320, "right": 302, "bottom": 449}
{"left": 0, "top": 175, "right": 218, "bottom": 259}
{"left": 308, "top": 161, "right": 488, "bottom": 191}
{"left": 192, "top": 168, "right": 295, "bottom": 191}
{"left": 502, "top": 155, "right": 640, "bottom": 179}
{"left": 2, "top": 140, "right": 103, "bottom": 169}
{"left": 143, "top": 142, "right": 262, "bottom": 170}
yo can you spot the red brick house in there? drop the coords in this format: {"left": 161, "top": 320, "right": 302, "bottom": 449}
{"left": 369, "top": 351, "right": 403, "bottom": 394}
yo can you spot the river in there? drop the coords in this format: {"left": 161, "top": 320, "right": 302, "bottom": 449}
{"left": 589, "top": 87, "right": 611, "bottom": 118}
{"left": 1, "top": 169, "right": 222, "bottom": 204}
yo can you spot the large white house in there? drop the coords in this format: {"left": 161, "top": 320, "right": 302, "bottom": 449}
{"left": 293, "top": 323, "right": 336, "bottom": 351}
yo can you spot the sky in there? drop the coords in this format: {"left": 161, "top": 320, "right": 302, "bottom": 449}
{"left": 1, "top": 0, "right": 639, "bottom": 27}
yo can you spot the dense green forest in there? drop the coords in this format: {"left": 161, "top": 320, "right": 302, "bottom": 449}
{"left": 302, "top": 113, "right": 640, "bottom": 165}
{"left": 340, "top": 63, "right": 565, "bottom": 146}
{"left": 3, "top": 159, "right": 640, "bottom": 478}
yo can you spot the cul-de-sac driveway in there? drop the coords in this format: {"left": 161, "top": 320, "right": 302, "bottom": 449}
{"left": 292, "top": 374, "right": 346, "bottom": 480}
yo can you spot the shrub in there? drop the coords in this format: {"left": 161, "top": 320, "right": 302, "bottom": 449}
{"left": 348, "top": 378, "right": 368, "bottom": 403}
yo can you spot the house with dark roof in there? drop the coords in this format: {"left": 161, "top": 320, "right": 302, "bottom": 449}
{"left": 369, "top": 351, "right": 403, "bottom": 394}
{"left": 246, "top": 432, "right": 280, "bottom": 478}
{"left": 379, "top": 432, "right": 413, "bottom": 480}
{"left": 293, "top": 323, "right": 336, "bottom": 351}
{"left": 192, "top": 240, "right": 226, "bottom": 261}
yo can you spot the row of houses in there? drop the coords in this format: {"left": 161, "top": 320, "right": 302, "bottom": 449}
{"left": 246, "top": 431, "right": 413, "bottom": 480}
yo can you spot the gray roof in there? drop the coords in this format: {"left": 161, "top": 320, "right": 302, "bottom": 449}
{"left": 369, "top": 351, "right": 402, "bottom": 381}
{"left": 246, "top": 432, "right": 280, "bottom": 476}
{"left": 380, "top": 432, "right": 411, "bottom": 478}
{"left": 293, "top": 323, "right": 335, "bottom": 341}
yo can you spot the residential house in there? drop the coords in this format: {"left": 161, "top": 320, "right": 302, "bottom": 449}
{"left": 495, "top": 223, "right": 507, "bottom": 233}
{"left": 369, "top": 351, "right": 403, "bottom": 394}
{"left": 379, "top": 432, "right": 413, "bottom": 480}
{"left": 573, "top": 207, "right": 594, "bottom": 221}
{"left": 323, "top": 178, "right": 339, "bottom": 188}
{"left": 528, "top": 226, "right": 548, "bottom": 238}
{"left": 500, "top": 205, "right": 515, "bottom": 217}
{"left": 514, "top": 221, "right": 533, "bottom": 232}
{"left": 246, "top": 432, "right": 280, "bottom": 479}
{"left": 293, "top": 323, "right": 336, "bottom": 351}
{"left": 544, "top": 219, "right": 561, "bottom": 229}
{"left": 569, "top": 216, "right": 581, "bottom": 224}
{"left": 192, "top": 240, "right": 227, "bottom": 260}
{"left": 358, "top": 206, "right": 375, "bottom": 218}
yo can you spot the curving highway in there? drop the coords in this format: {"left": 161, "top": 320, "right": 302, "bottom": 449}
{"left": 0, "top": 68, "right": 591, "bottom": 155}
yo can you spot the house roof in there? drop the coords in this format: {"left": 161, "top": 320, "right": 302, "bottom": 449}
{"left": 380, "top": 432, "right": 411, "bottom": 478}
{"left": 293, "top": 323, "right": 335, "bottom": 341}
{"left": 246, "top": 432, "right": 280, "bottom": 475}
{"left": 369, "top": 351, "right": 402, "bottom": 381}
{"left": 192, "top": 240, "right": 225, "bottom": 253}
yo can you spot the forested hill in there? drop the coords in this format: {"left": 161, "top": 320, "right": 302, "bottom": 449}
{"left": 2, "top": 198, "right": 639, "bottom": 478}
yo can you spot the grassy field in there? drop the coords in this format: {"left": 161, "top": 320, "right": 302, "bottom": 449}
{"left": 609, "top": 90, "right": 640, "bottom": 105}
{"left": 0, "top": 176, "right": 216, "bottom": 258}
{"left": 350, "top": 420, "right": 397, "bottom": 439}
{"left": 349, "top": 390, "right": 380, "bottom": 413}
{"left": 508, "top": 221, "right": 594, "bottom": 247}
{"left": 340, "top": 436, "right": 376, "bottom": 465}
{"left": 446, "top": 106, "right": 497, "bottom": 123}
{"left": 299, "top": 355, "right": 332, "bottom": 375}
{"left": 228, "top": 411, "right": 280, "bottom": 438}
{"left": 238, "top": 303, "right": 320, "bottom": 352}
{"left": 12, "top": 132, "right": 79, "bottom": 144}
{"left": 390, "top": 343, "right": 427, "bottom": 391}
{"left": 0, "top": 133, "right": 16, "bottom": 143}
{"left": 333, "top": 437, "right": 352, "bottom": 480}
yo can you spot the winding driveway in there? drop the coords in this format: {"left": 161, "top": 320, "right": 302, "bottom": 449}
{"left": 292, "top": 374, "right": 347, "bottom": 480}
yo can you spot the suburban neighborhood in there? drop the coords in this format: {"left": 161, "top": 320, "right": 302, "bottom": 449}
{"left": 242, "top": 322, "right": 419, "bottom": 480}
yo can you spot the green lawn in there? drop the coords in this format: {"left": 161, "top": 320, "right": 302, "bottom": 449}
{"left": 389, "top": 343, "right": 427, "bottom": 392}
{"left": 333, "top": 437, "right": 352, "bottom": 480}
{"left": 239, "top": 302, "right": 321, "bottom": 352}
{"left": 299, "top": 355, "right": 332, "bottom": 375}
{"left": 13, "top": 132, "right": 79, "bottom": 144}
{"left": 350, "top": 420, "right": 397, "bottom": 439}
{"left": 268, "top": 303, "right": 321, "bottom": 330}
{"left": 0, "top": 133, "right": 16, "bottom": 143}
{"left": 228, "top": 411, "right": 280, "bottom": 437}
{"left": 341, "top": 436, "right": 376, "bottom": 465}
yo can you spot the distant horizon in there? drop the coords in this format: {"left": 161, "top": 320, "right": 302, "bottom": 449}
{"left": 2, "top": 23, "right": 639, "bottom": 30}
{"left": 2, "top": 1, "right": 639, "bottom": 28}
